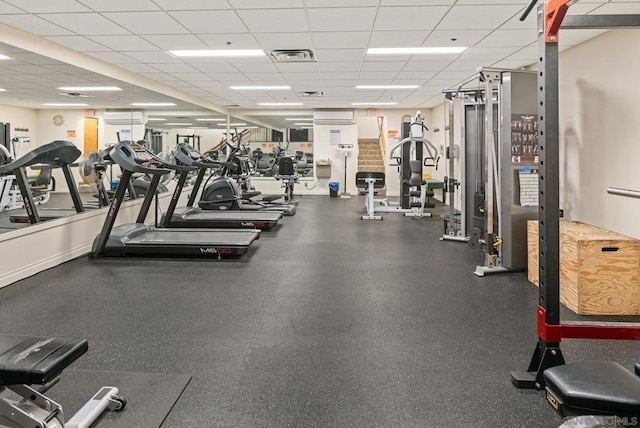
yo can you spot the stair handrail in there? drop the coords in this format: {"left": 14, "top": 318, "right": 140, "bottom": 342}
{"left": 377, "top": 116, "right": 386, "bottom": 157}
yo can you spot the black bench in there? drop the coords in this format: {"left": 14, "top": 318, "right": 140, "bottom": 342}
{"left": 544, "top": 361, "right": 640, "bottom": 423}
{"left": 0, "top": 334, "right": 124, "bottom": 427}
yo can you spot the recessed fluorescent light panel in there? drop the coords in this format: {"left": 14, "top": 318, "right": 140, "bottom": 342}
{"left": 217, "top": 123, "right": 247, "bottom": 126}
{"left": 130, "top": 102, "right": 176, "bottom": 107}
{"left": 230, "top": 86, "right": 290, "bottom": 90}
{"left": 258, "top": 102, "right": 303, "bottom": 106}
{"left": 42, "top": 103, "right": 89, "bottom": 106}
{"left": 351, "top": 102, "right": 397, "bottom": 106}
{"left": 58, "top": 86, "right": 122, "bottom": 91}
{"left": 367, "top": 47, "right": 467, "bottom": 55}
{"left": 0, "top": 88, "right": 6, "bottom": 92}
{"left": 165, "top": 123, "right": 193, "bottom": 126}
{"left": 356, "top": 85, "right": 419, "bottom": 89}
{"left": 196, "top": 118, "right": 226, "bottom": 121}
{"left": 147, "top": 118, "right": 166, "bottom": 121}
{"left": 169, "top": 49, "right": 265, "bottom": 57}
{"left": 0, "top": 54, "right": 12, "bottom": 60}
{"left": 285, "top": 118, "right": 313, "bottom": 121}
{"left": 293, "top": 123, "right": 313, "bottom": 126}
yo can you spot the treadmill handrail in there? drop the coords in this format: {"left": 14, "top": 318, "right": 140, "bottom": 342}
{"left": 110, "top": 142, "right": 173, "bottom": 175}
{"left": 0, "top": 140, "right": 80, "bottom": 174}
{"left": 173, "top": 143, "right": 233, "bottom": 170}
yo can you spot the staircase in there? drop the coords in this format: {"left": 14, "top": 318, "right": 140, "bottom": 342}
{"left": 357, "top": 139, "right": 385, "bottom": 172}
{"left": 357, "top": 138, "right": 386, "bottom": 196}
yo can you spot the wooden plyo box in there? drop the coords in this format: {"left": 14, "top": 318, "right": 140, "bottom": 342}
{"left": 527, "top": 220, "right": 640, "bottom": 315}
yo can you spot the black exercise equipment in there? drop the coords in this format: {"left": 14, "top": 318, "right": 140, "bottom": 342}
{"left": 356, "top": 171, "right": 385, "bottom": 221}
{"left": 544, "top": 362, "right": 640, "bottom": 421}
{"left": 0, "top": 140, "right": 85, "bottom": 224}
{"left": 91, "top": 141, "right": 260, "bottom": 258}
{"left": 159, "top": 143, "right": 282, "bottom": 230}
{"left": 0, "top": 334, "right": 124, "bottom": 427}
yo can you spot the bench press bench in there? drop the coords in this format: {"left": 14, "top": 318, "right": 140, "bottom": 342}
{"left": 0, "top": 335, "right": 124, "bottom": 428}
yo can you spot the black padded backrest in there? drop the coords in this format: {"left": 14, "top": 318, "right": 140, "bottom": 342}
{"left": 0, "top": 335, "right": 88, "bottom": 386}
{"left": 278, "top": 157, "right": 295, "bottom": 176}
{"left": 407, "top": 160, "right": 423, "bottom": 186}
{"left": 356, "top": 171, "right": 385, "bottom": 189}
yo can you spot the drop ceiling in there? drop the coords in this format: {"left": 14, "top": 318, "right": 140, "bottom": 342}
{"left": 0, "top": 0, "right": 637, "bottom": 129}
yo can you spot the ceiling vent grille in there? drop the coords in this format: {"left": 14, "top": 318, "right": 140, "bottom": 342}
{"left": 297, "top": 90, "right": 325, "bottom": 97}
{"left": 59, "top": 92, "right": 92, "bottom": 98}
{"left": 269, "top": 49, "right": 316, "bottom": 63}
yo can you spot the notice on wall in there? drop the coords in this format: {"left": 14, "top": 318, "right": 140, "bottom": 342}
{"left": 519, "top": 168, "right": 539, "bottom": 207}
{"left": 388, "top": 130, "right": 399, "bottom": 139}
{"left": 329, "top": 129, "right": 341, "bottom": 146}
{"left": 511, "top": 114, "right": 538, "bottom": 165}
{"left": 66, "top": 130, "right": 76, "bottom": 138}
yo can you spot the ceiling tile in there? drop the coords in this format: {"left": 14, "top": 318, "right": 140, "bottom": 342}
{"left": 86, "top": 51, "right": 136, "bottom": 63}
{"left": 242, "top": 72, "right": 285, "bottom": 81}
{"left": 558, "top": 29, "right": 609, "bottom": 48}
{"left": 4, "top": 0, "right": 91, "bottom": 12}
{"left": 424, "top": 29, "right": 492, "bottom": 46}
{"left": 307, "top": 7, "right": 377, "bottom": 32}
{"left": 322, "top": 71, "right": 359, "bottom": 80}
{"left": 312, "top": 32, "right": 370, "bottom": 49}
{"left": 380, "top": 0, "right": 454, "bottom": 4}
{"left": 152, "top": 0, "right": 231, "bottom": 10}
{"left": 368, "top": 31, "right": 430, "bottom": 48}
{"left": 315, "top": 49, "right": 365, "bottom": 62}
{"left": 39, "top": 13, "right": 131, "bottom": 35}
{"left": 76, "top": 0, "right": 160, "bottom": 11}
{"left": 276, "top": 62, "right": 320, "bottom": 73}
{"left": 0, "top": 14, "right": 73, "bottom": 36}
{"left": 283, "top": 72, "right": 321, "bottom": 80}
{"left": 0, "top": 1, "right": 23, "bottom": 12}
{"left": 87, "top": 35, "right": 159, "bottom": 51}
{"left": 360, "top": 61, "right": 407, "bottom": 72}
{"left": 168, "top": 72, "right": 212, "bottom": 81}
{"left": 318, "top": 62, "right": 361, "bottom": 72}
{"left": 233, "top": 62, "right": 280, "bottom": 73}
{"left": 395, "top": 71, "right": 438, "bottom": 81}
{"left": 237, "top": 9, "right": 308, "bottom": 33}
{"left": 475, "top": 29, "right": 536, "bottom": 47}
{"left": 305, "top": 0, "right": 379, "bottom": 6}
{"left": 505, "top": 45, "right": 536, "bottom": 61}
{"left": 122, "top": 51, "right": 182, "bottom": 62}
{"left": 458, "top": 46, "right": 520, "bottom": 61}
{"left": 358, "top": 71, "right": 401, "bottom": 80}
{"left": 139, "top": 72, "right": 181, "bottom": 82}
{"left": 169, "top": 10, "right": 248, "bottom": 34}
{"left": 436, "top": 5, "right": 523, "bottom": 30}
{"left": 197, "top": 33, "right": 261, "bottom": 50}
{"left": 228, "top": 0, "right": 304, "bottom": 8}
{"left": 142, "top": 35, "right": 208, "bottom": 50}
{"left": 253, "top": 32, "right": 313, "bottom": 50}
{"left": 102, "top": 12, "right": 188, "bottom": 34}
{"left": 374, "top": 6, "right": 450, "bottom": 31}
{"left": 590, "top": 2, "right": 640, "bottom": 13}
{"left": 191, "top": 62, "right": 243, "bottom": 73}
{"left": 44, "top": 36, "right": 110, "bottom": 51}
{"left": 117, "top": 63, "right": 159, "bottom": 73}
{"left": 151, "top": 63, "right": 198, "bottom": 73}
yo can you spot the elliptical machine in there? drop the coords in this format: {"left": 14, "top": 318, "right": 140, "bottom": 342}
{"left": 198, "top": 132, "right": 296, "bottom": 216}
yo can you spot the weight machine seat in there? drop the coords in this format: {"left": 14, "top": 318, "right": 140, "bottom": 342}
{"left": 355, "top": 171, "right": 385, "bottom": 189}
{"left": 544, "top": 361, "right": 640, "bottom": 417}
{"left": 243, "top": 190, "right": 262, "bottom": 199}
{"left": 0, "top": 335, "right": 87, "bottom": 386}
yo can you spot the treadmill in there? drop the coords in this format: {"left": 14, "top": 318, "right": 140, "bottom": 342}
{"left": 1, "top": 140, "right": 85, "bottom": 224}
{"left": 159, "top": 143, "right": 282, "bottom": 230}
{"left": 90, "top": 142, "right": 260, "bottom": 258}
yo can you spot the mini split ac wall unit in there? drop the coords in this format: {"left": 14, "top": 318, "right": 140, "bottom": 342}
{"left": 313, "top": 110, "right": 355, "bottom": 125}
{"left": 103, "top": 111, "right": 147, "bottom": 125}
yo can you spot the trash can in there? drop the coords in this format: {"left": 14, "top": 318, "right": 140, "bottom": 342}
{"left": 329, "top": 182, "right": 339, "bottom": 197}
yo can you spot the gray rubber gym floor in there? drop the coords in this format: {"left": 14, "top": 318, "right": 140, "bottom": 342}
{"left": 1, "top": 195, "right": 638, "bottom": 427}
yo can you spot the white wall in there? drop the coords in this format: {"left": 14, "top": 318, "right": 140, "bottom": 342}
{"left": 0, "top": 105, "right": 38, "bottom": 156}
{"left": 557, "top": 29, "right": 640, "bottom": 239}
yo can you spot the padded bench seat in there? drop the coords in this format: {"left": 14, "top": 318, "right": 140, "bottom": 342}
{"left": 544, "top": 361, "right": 640, "bottom": 418}
{"left": 0, "top": 335, "right": 87, "bottom": 386}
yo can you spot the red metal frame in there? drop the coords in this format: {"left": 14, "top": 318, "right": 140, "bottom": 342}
{"left": 537, "top": 306, "right": 640, "bottom": 342}
{"left": 545, "top": 0, "right": 573, "bottom": 42}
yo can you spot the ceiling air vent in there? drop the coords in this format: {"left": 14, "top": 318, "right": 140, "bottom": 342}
{"left": 269, "top": 49, "right": 316, "bottom": 63}
{"left": 297, "top": 90, "right": 325, "bottom": 97}
{"left": 59, "top": 92, "right": 92, "bottom": 98}
{"left": 223, "top": 104, "right": 240, "bottom": 108}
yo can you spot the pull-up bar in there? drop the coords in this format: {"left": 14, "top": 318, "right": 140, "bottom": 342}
{"left": 607, "top": 187, "right": 640, "bottom": 199}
